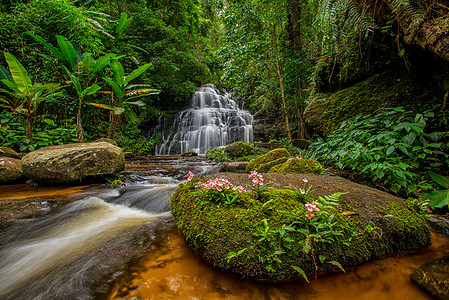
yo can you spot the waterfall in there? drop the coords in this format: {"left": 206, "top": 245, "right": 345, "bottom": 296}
{"left": 156, "top": 84, "right": 254, "bottom": 155}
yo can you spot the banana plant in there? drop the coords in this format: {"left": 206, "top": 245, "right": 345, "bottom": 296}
{"left": 90, "top": 58, "right": 159, "bottom": 139}
{"left": 0, "top": 52, "right": 62, "bottom": 143}
{"left": 63, "top": 52, "right": 115, "bottom": 142}
{"left": 27, "top": 33, "right": 82, "bottom": 71}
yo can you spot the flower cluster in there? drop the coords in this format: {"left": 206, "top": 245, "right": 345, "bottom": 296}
{"left": 287, "top": 156, "right": 303, "bottom": 162}
{"left": 184, "top": 171, "right": 194, "bottom": 181}
{"left": 305, "top": 201, "right": 320, "bottom": 219}
{"left": 249, "top": 170, "right": 264, "bottom": 186}
{"left": 196, "top": 177, "right": 246, "bottom": 194}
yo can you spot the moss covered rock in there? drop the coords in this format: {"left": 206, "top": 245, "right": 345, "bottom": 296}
{"left": 224, "top": 142, "right": 253, "bottom": 158}
{"left": 170, "top": 173, "right": 431, "bottom": 282}
{"left": 271, "top": 158, "right": 323, "bottom": 175}
{"left": 0, "top": 157, "right": 23, "bottom": 183}
{"left": 246, "top": 148, "right": 290, "bottom": 172}
{"left": 21, "top": 142, "right": 125, "bottom": 184}
{"left": 305, "top": 67, "right": 443, "bottom": 136}
{"left": 256, "top": 157, "right": 289, "bottom": 173}
{"left": 0, "top": 147, "right": 20, "bottom": 159}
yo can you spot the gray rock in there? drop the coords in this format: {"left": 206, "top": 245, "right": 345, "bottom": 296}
{"left": 21, "top": 142, "right": 125, "bottom": 184}
{"left": 222, "top": 161, "right": 249, "bottom": 173}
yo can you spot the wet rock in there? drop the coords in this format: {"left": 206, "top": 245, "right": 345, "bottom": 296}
{"left": 21, "top": 142, "right": 125, "bottom": 184}
{"left": 0, "top": 147, "right": 20, "bottom": 159}
{"left": 224, "top": 142, "right": 252, "bottom": 158}
{"left": 124, "top": 152, "right": 134, "bottom": 159}
{"left": 222, "top": 161, "right": 249, "bottom": 173}
{"left": 181, "top": 151, "right": 198, "bottom": 157}
{"left": 171, "top": 173, "right": 432, "bottom": 282}
{"left": 427, "top": 216, "right": 449, "bottom": 236}
{"left": 0, "top": 157, "right": 23, "bottom": 183}
{"left": 411, "top": 256, "right": 449, "bottom": 300}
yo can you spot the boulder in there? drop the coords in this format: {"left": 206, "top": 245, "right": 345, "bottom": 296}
{"left": 0, "top": 147, "right": 20, "bottom": 159}
{"left": 181, "top": 151, "right": 198, "bottom": 157}
{"left": 93, "top": 138, "right": 118, "bottom": 146}
{"left": 270, "top": 158, "right": 323, "bottom": 175}
{"left": 222, "top": 161, "right": 249, "bottom": 173}
{"left": 21, "top": 142, "right": 125, "bottom": 184}
{"left": 0, "top": 156, "right": 23, "bottom": 183}
{"left": 224, "top": 142, "right": 252, "bottom": 158}
{"left": 411, "top": 256, "right": 449, "bottom": 300}
{"left": 246, "top": 148, "right": 290, "bottom": 172}
{"left": 256, "top": 157, "right": 289, "bottom": 173}
{"left": 170, "top": 173, "right": 431, "bottom": 282}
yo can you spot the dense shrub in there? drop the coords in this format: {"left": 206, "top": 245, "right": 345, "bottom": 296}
{"left": 311, "top": 107, "right": 449, "bottom": 196}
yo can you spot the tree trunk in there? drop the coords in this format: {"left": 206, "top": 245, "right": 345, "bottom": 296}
{"left": 107, "top": 114, "right": 120, "bottom": 140}
{"left": 288, "top": 1, "right": 302, "bottom": 52}
{"left": 76, "top": 107, "right": 84, "bottom": 143}
{"left": 383, "top": 1, "right": 449, "bottom": 62}
{"left": 272, "top": 24, "right": 292, "bottom": 140}
{"left": 26, "top": 115, "right": 33, "bottom": 143}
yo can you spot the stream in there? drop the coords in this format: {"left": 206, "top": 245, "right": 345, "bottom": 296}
{"left": 0, "top": 156, "right": 448, "bottom": 300}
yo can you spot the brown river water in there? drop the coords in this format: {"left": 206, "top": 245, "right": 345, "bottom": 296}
{"left": 0, "top": 156, "right": 447, "bottom": 300}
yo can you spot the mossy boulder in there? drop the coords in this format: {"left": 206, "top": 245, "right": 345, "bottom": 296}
{"left": 21, "top": 142, "right": 125, "bottom": 184}
{"left": 224, "top": 142, "right": 253, "bottom": 158}
{"left": 305, "top": 67, "right": 443, "bottom": 136}
{"left": 246, "top": 148, "right": 290, "bottom": 172}
{"left": 0, "top": 147, "right": 20, "bottom": 159}
{"left": 0, "top": 157, "right": 23, "bottom": 183}
{"left": 270, "top": 158, "right": 323, "bottom": 175}
{"left": 170, "top": 173, "right": 431, "bottom": 282}
{"left": 256, "top": 157, "right": 289, "bottom": 173}
{"left": 181, "top": 151, "right": 198, "bottom": 157}
{"left": 411, "top": 256, "right": 449, "bottom": 299}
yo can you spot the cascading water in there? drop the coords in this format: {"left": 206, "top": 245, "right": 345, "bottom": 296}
{"left": 156, "top": 84, "right": 254, "bottom": 155}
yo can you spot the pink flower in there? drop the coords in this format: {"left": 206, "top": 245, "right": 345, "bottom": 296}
{"left": 185, "top": 171, "right": 194, "bottom": 181}
{"left": 249, "top": 170, "right": 264, "bottom": 187}
{"left": 303, "top": 178, "right": 308, "bottom": 183}
{"left": 300, "top": 189, "right": 306, "bottom": 195}
{"left": 305, "top": 201, "right": 320, "bottom": 219}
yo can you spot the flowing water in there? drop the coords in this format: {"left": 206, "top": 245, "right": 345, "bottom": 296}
{"left": 0, "top": 156, "right": 448, "bottom": 300}
{"left": 156, "top": 84, "right": 254, "bottom": 155}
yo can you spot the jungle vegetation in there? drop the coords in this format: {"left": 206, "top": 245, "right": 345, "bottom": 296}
{"left": 0, "top": 0, "right": 448, "bottom": 206}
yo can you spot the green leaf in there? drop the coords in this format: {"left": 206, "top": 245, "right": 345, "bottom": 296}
{"left": 386, "top": 146, "right": 395, "bottom": 156}
{"left": 319, "top": 255, "right": 326, "bottom": 264}
{"left": 56, "top": 35, "right": 77, "bottom": 70}
{"left": 4, "top": 52, "right": 32, "bottom": 95}
{"left": 424, "top": 190, "right": 449, "bottom": 209}
{"left": 292, "top": 266, "right": 309, "bottom": 283}
{"left": 0, "top": 65, "right": 12, "bottom": 80}
{"left": 82, "top": 84, "right": 101, "bottom": 97}
{"left": 124, "top": 63, "right": 152, "bottom": 85}
{"left": 116, "top": 12, "right": 133, "bottom": 35}
{"left": 92, "top": 53, "right": 115, "bottom": 73}
{"left": 103, "top": 77, "right": 124, "bottom": 98}
{"left": 327, "top": 260, "right": 345, "bottom": 273}
{"left": 26, "top": 32, "right": 64, "bottom": 61}
{"left": 429, "top": 171, "right": 449, "bottom": 188}
{"left": 125, "top": 100, "right": 145, "bottom": 107}
{"left": 113, "top": 106, "right": 125, "bottom": 115}
{"left": 110, "top": 59, "right": 125, "bottom": 85}
{"left": 64, "top": 67, "right": 82, "bottom": 96}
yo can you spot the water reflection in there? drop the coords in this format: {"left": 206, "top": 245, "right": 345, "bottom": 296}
{"left": 107, "top": 228, "right": 449, "bottom": 300}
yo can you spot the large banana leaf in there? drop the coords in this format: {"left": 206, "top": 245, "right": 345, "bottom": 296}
{"left": 1, "top": 79, "right": 20, "bottom": 93}
{"left": 82, "top": 84, "right": 101, "bottom": 97}
{"left": 124, "top": 63, "right": 152, "bottom": 85}
{"left": 110, "top": 59, "right": 125, "bottom": 85}
{"left": 56, "top": 35, "right": 78, "bottom": 70}
{"left": 64, "top": 67, "right": 82, "bottom": 96}
{"left": 93, "top": 53, "right": 115, "bottom": 73}
{"left": 26, "top": 32, "right": 65, "bottom": 62}
{"left": 4, "top": 52, "right": 32, "bottom": 95}
{"left": 90, "top": 102, "right": 113, "bottom": 110}
{"left": 103, "top": 77, "right": 124, "bottom": 99}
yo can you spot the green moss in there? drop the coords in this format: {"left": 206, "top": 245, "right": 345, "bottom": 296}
{"left": 271, "top": 158, "right": 323, "bottom": 175}
{"left": 316, "top": 67, "right": 443, "bottom": 135}
{"left": 256, "top": 157, "right": 289, "bottom": 173}
{"left": 246, "top": 148, "right": 290, "bottom": 172}
{"left": 170, "top": 180, "right": 431, "bottom": 282}
{"left": 224, "top": 142, "right": 253, "bottom": 158}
